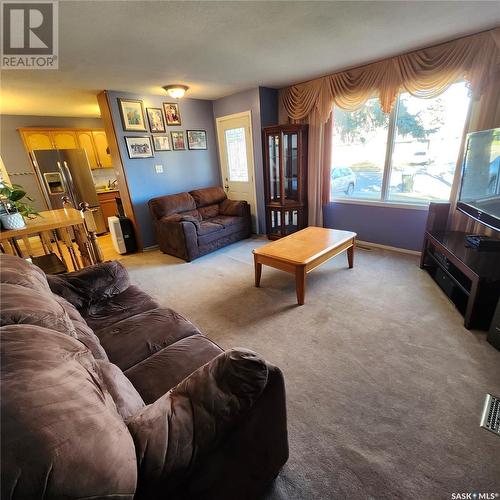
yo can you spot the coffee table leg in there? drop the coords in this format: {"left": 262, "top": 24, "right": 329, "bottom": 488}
{"left": 254, "top": 255, "right": 262, "bottom": 287}
{"left": 347, "top": 241, "right": 355, "bottom": 269}
{"left": 295, "top": 266, "right": 306, "bottom": 305}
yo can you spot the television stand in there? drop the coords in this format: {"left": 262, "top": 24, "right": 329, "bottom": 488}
{"left": 465, "top": 234, "right": 500, "bottom": 250}
{"left": 420, "top": 230, "right": 500, "bottom": 330}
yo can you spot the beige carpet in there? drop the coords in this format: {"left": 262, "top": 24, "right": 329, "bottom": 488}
{"left": 118, "top": 237, "right": 500, "bottom": 499}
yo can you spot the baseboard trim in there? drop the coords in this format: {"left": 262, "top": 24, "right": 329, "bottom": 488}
{"left": 356, "top": 239, "right": 421, "bottom": 256}
{"left": 143, "top": 244, "right": 159, "bottom": 252}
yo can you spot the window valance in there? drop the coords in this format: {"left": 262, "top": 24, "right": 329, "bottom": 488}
{"left": 281, "top": 27, "right": 500, "bottom": 124}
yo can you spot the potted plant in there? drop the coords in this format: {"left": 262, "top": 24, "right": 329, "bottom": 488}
{"left": 0, "top": 183, "right": 39, "bottom": 230}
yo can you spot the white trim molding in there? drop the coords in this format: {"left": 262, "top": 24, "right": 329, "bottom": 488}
{"left": 356, "top": 239, "right": 421, "bottom": 256}
{"left": 328, "top": 198, "right": 429, "bottom": 211}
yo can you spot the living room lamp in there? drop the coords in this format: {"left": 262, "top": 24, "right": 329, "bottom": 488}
{"left": 162, "top": 84, "right": 189, "bottom": 99}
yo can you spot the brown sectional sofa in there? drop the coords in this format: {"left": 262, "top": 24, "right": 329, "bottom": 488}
{"left": 149, "top": 186, "right": 251, "bottom": 261}
{"left": 0, "top": 254, "right": 288, "bottom": 499}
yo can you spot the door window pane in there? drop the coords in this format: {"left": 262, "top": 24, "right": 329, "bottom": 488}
{"left": 388, "top": 82, "right": 470, "bottom": 203}
{"left": 225, "top": 127, "right": 248, "bottom": 182}
{"left": 331, "top": 98, "right": 390, "bottom": 200}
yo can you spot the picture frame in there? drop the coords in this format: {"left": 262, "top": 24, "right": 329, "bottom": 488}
{"left": 153, "top": 135, "right": 171, "bottom": 151}
{"left": 187, "top": 130, "right": 207, "bottom": 150}
{"left": 170, "top": 131, "right": 186, "bottom": 150}
{"left": 118, "top": 98, "right": 147, "bottom": 131}
{"left": 146, "top": 107, "right": 166, "bottom": 133}
{"left": 163, "top": 102, "right": 182, "bottom": 126}
{"left": 125, "top": 136, "right": 154, "bottom": 158}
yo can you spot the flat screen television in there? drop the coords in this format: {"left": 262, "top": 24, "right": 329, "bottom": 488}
{"left": 457, "top": 127, "right": 500, "bottom": 232}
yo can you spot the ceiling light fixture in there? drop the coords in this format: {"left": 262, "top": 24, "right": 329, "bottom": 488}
{"left": 162, "top": 84, "right": 189, "bottom": 99}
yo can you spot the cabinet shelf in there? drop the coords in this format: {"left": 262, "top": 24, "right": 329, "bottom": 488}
{"left": 425, "top": 250, "right": 471, "bottom": 297}
{"left": 263, "top": 124, "right": 308, "bottom": 239}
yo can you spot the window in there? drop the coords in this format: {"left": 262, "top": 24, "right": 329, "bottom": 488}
{"left": 331, "top": 82, "right": 471, "bottom": 205}
{"left": 225, "top": 127, "right": 249, "bottom": 182}
{"left": 332, "top": 98, "right": 389, "bottom": 200}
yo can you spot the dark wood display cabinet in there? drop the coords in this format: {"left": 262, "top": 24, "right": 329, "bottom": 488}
{"left": 420, "top": 230, "right": 500, "bottom": 330}
{"left": 263, "top": 124, "right": 308, "bottom": 239}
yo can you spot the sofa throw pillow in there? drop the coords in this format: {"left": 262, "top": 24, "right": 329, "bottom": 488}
{"left": 47, "top": 261, "right": 130, "bottom": 310}
{"left": 96, "top": 360, "right": 146, "bottom": 420}
{"left": 220, "top": 199, "right": 246, "bottom": 217}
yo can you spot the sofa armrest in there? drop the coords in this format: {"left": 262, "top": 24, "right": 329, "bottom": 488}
{"left": 46, "top": 261, "right": 130, "bottom": 310}
{"left": 219, "top": 199, "right": 249, "bottom": 217}
{"left": 127, "top": 349, "right": 269, "bottom": 497}
{"left": 155, "top": 218, "right": 199, "bottom": 261}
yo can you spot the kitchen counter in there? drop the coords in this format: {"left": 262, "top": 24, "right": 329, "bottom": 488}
{"left": 96, "top": 188, "right": 119, "bottom": 194}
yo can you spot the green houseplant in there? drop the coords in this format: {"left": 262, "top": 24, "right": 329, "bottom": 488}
{"left": 0, "top": 183, "right": 39, "bottom": 230}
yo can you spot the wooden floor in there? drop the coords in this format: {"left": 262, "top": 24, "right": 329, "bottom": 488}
{"left": 96, "top": 233, "right": 123, "bottom": 261}
{"left": 11, "top": 232, "right": 123, "bottom": 272}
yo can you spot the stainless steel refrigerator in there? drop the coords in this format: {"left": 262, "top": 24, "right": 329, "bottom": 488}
{"left": 32, "top": 149, "right": 107, "bottom": 234}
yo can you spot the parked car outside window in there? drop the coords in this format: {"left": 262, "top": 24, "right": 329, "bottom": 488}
{"left": 331, "top": 167, "right": 356, "bottom": 196}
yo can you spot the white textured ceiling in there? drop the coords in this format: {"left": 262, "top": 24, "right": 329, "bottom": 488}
{"left": 1, "top": 1, "right": 499, "bottom": 117}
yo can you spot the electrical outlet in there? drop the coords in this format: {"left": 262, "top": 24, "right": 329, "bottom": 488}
{"left": 155, "top": 164, "right": 163, "bottom": 174}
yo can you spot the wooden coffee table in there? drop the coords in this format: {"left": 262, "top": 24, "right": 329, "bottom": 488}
{"left": 253, "top": 227, "right": 357, "bottom": 305}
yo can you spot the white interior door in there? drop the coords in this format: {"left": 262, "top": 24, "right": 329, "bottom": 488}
{"left": 216, "top": 111, "right": 258, "bottom": 233}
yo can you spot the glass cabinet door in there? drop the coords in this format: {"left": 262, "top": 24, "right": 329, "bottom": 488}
{"left": 283, "top": 132, "right": 298, "bottom": 200}
{"left": 268, "top": 133, "right": 281, "bottom": 201}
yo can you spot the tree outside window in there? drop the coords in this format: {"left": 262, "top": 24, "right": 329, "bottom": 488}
{"left": 331, "top": 82, "right": 470, "bottom": 204}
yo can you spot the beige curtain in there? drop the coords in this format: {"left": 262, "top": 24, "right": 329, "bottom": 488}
{"left": 303, "top": 110, "right": 333, "bottom": 226}
{"left": 280, "top": 27, "right": 500, "bottom": 226}
{"left": 281, "top": 28, "right": 500, "bottom": 121}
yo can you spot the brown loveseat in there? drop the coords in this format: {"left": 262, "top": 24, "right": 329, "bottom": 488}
{"left": 0, "top": 254, "right": 288, "bottom": 499}
{"left": 149, "top": 186, "right": 251, "bottom": 261}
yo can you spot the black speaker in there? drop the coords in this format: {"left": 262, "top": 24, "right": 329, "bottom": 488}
{"left": 487, "top": 299, "right": 500, "bottom": 351}
{"left": 426, "top": 202, "right": 451, "bottom": 233}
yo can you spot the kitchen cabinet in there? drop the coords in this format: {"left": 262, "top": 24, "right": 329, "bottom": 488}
{"left": 97, "top": 190, "right": 119, "bottom": 230}
{"left": 76, "top": 131, "right": 99, "bottom": 169}
{"left": 19, "top": 128, "right": 113, "bottom": 170}
{"left": 22, "top": 131, "right": 53, "bottom": 151}
{"left": 92, "top": 131, "right": 112, "bottom": 168}
{"left": 52, "top": 131, "right": 78, "bottom": 149}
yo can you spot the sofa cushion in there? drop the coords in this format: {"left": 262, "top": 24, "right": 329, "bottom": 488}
{"left": 96, "top": 360, "right": 145, "bottom": 420}
{"left": 83, "top": 284, "right": 159, "bottom": 333}
{"left": 95, "top": 308, "right": 202, "bottom": 371}
{"left": 47, "top": 260, "right": 130, "bottom": 310}
{"left": 0, "top": 283, "right": 77, "bottom": 338}
{"left": 125, "top": 335, "right": 223, "bottom": 404}
{"left": 220, "top": 199, "right": 247, "bottom": 217}
{"left": 162, "top": 212, "right": 201, "bottom": 228}
{"left": 210, "top": 215, "right": 247, "bottom": 230}
{"left": 1, "top": 324, "right": 137, "bottom": 498}
{"left": 190, "top": 186, "right": 227, "bottom": 208}
{"left": 198, "top": 204, "right": 219, "bottom": 220}
{"left": 198, "top": 221, "right": 223, "bottom": 236}
{"left": 0, "top": 253, "right": 50, "bottom": 292}
{"left": 51, "top": 294, "right": 108, "bottom": 360}
{"left": 149, "top": 192, "right": 196, "bottom": 219}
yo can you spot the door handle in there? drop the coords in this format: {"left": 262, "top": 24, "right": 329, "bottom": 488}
{"left": 62, "top": 161, "right": 77, "bottom": 204}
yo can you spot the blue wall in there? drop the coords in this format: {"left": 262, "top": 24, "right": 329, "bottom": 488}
{"left": 212, "top": 87, "right": 278, "bottom": 233}
{"left": 259, "top": 87, "right": 279, "bottom": 127}
{"left": 106, "top": 91, "right": 220, "bottom": 248}
{"left": 323, "top": 202, "right": 429, "bottom": 251}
